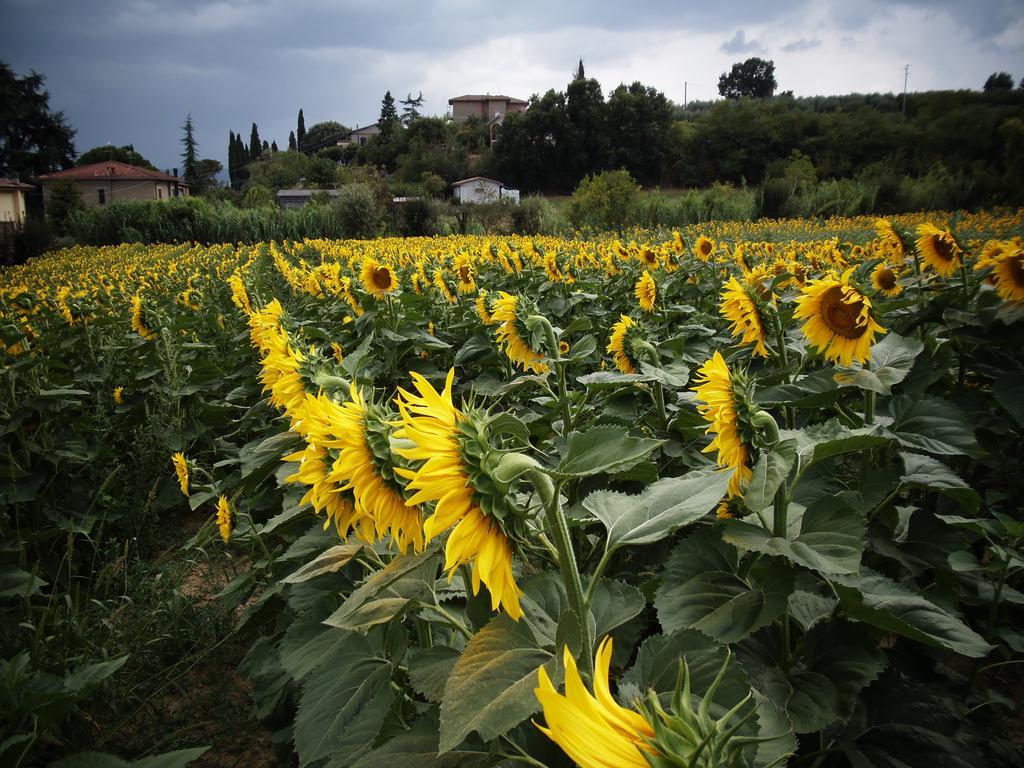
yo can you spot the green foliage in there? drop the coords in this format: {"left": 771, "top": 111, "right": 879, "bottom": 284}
{"left": 334, "top": 183, "right": 382, "bottom": 238}
{"left": 46, "top": 178, "right": 84, "bottom": 233}
{"left": 984, "top": 72, "right": 1015, "bottom": 92}
{"left": 0, "top": 61, "right": 76, "bottom": 180}
{"left": 77, "top": 145, "right": 155, "bottom": 170}
{"left": 180, "top": 114, "right": 198, "bottom": 186}
{"left": 301, "top": 120, "right": 349, "bottom": 154}
{"left": 567, "top": 169, "right": 641, "bottom": 231}
{"left": 718, "top": 57, "right": 778, "bottom": 99}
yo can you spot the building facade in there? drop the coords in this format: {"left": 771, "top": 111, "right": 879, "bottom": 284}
{"left": 0, "top": 178, "right": 33, "bottom": 225}
{"left": 448, "top": 94, "right": 528, "bottom": 122}
{"left": 38, "top": 161, "right": 189, "bottom": 209}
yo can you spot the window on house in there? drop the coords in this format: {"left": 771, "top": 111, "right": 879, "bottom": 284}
{"left": 98, "top": 188, "right": 105, "bottom": 205}
{"left": 157, "top": 187, "right": 163, "bottom": 200}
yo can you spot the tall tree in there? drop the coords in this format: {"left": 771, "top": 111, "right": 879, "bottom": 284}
{"left": 984, "top": 72, "right": 1014, "bottom": 92}
{"left": 400, "top": 91, "right": 424, "bottom": 125}
{"left": 718, "top": 57, "right": 777, "bottom": 99}
{"left": 379, "top": 90, "right": 400, "bottom": 136}
{"left": 0, "top": 61, "right": 75, "bottom": 180}
{"left": 262, "top": 139, "right": 269, "bottom": 152}
{"left": 181, "top": 113, "right": 198, "bottom": 185}
{"left": 297, "top": 108, "right": 306, "bottom": 151}
{"left": 77, "top": 144, "right": 155, "bottom": 169}
{"left": 249, "top": 122, "right": 261, "bottom": 159}
{"left": 271, "top": 140, "right": 279, "bottom": 152}
{"left": 301, "top": 121, "right": 349, "bottom": 153}
{"left": 227, "top": 130, "right": 236, "bottom": 187}
{"left": 573, "top": 58, "right": 585, "bottom": 81}
{"left": 288, "top": 131, "right": 296, "bottom": 151}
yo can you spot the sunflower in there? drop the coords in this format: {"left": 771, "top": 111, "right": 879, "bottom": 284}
{"left": 672, "top": 230, "right": 684, "bottom": 254}
{"left": 130, "top": 294, "right": 156, "bottom": 340}
{"left": 535, "top": 637, "right": 657, "bottom": 768}
{"left": 694, "top": 235, "right": 715, "bottom": 263}
{"left": 171, "top": 452, "right": 189, "bottom": 496}
{"left": 475, "top": 289, "right": 495, "bottom": 324}
{"left": 635, "top": 270, "right": 657, "bottom": 313}
{"left": 719, "top": 277, "right": 769, "bottom": 358}
{"left": 394, "top": 369, "right": 523, "bottom": 619}
{"left": 794, "top": 269, "right": 886, "bottom": 367}
{"left": 228, "top": 272, "right": 253, "bottom": 316}
{"left": 360, "top": 258, "right": 399, "bottom": 297}
{"left": 874, "top": 218, "right": 905, "bottom": 262}
{"left": 113, "top": 386, "right": 125, "bottom": 405}
{"left": 433, "top": 269, "right": 457, "bottom": 304}
{"left": 607, "top": 315, "right": 644, "bottom": 374}
{"left": 322, "top": 384, "right": 425, "bottom": 554}
{"left": 491, "top": 292, "right": 549, "bottom": 374}
{"left": 994, "top": 246, "right": 1024, "bottom": 303}
{"left": 454, "top": 254, "right": 477, "bottom": 294}
{"left": 638, "top": 247, "right": 659, "bottom": 269}
{"left": 285, "top": 438, "right": 372, "bottom": 541}
{"left": 915, "top": 223, "right": 964, "bottom": 277}
{"left": 215, "top": 496, "right": 233, "bottom": 544}
{"left": 691, "top": 352, "right": 753, "bottom": 498}
{"left": 871, "top": 262, "right": 904, "bottom": 298}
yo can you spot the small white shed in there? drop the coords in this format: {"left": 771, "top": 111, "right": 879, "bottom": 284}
{"left": 451, "top": 176, "right": 519, "bottom": 205}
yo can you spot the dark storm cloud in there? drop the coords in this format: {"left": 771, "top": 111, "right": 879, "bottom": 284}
{"left": 719, "top": 30, "right": 763, "bottom": 54}
{"left": 2, "top": 0, "right": 1022, "bottom": 174}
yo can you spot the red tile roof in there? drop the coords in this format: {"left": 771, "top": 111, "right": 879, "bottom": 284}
{"left": 37, "top": 161, "right": 189, "bottom": 185}
{"left": 448, "top": 94, "right": 528, "bottom": 105}
{"left": 0, "top": 178, "right": 35, "bottom": 190}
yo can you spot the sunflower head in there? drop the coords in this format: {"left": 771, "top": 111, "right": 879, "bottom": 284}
{"left": 360, "top": 259, "right": 399, "bottom": 297}
{"left": 215, "top": 496, "right": 233, "bottom": 544}
{"left": 607, "top": 314, "right": 648, "bottom": 374}
{"left": 994, "top": 245, "right": 1024, "bottom": 304}
{"left": 691, "top": 352, "right": 756, "bottom": 498}
{"left": 454, "top": 254, "right": 477, "bottom": 294}
{"left": 113, "top": 386, "right": 125, "bottom": 405}
{"left": 394, "top": 369, "right": 526, "bottom": 618}
{"left": 171, "top": 452, "right": 189, "bottom": 496}
{"left": 871, "top": 262, "right": 904, "bottom": 298}
{"left": 915, "top": 223, "right": 964, "bottom": 277}
{"left": 535, "top": 637, "right": 658, "bottom": 768}
{"left": 793, "top": 268, "right": 886, "bottom": 367}
{"left": 635, "top": 270, "right": 657, "bottom": 313}
{"left": 491, "top": 292, "right": 549, "bottom": 374}
{"left": 694, "top": 235, "right": 715, "bottom": 263}
{"left": 719, "top": 277, "right": 770, "bottom": 358}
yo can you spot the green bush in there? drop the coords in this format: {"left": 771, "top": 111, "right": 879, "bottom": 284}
{"left": 334, "top": 183, "right": 381, "bottom": 239}
{"left": 510, "top": 196, "right": 550, "bottom": 234}
{"left": 568, "top": 169, "right": 641, "bottom": 231}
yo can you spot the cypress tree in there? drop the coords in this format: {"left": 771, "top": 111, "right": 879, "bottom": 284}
{"left": 297, "top": 108, "right": 306, "bottom": 151}
{"left": 288, "top": 131, "right": 296, "bottom": 151}
{"left": 271, "top": 140, "right": 279, "bottom": 152}
{"left": 227, "top": 130, "right": 236, "bottom": 187}
{"left": 249, "top": 122, "right": 261, "bottom": 159}
{"left": 262, "top": 139, "right": 269, "bottom": 152}
{"left": 181, "top": 113, "right": 198, "bottom": 185}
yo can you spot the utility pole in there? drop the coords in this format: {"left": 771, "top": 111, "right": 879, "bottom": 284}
{"left": 902, "top": 64, "right": 909, "bottom": 115}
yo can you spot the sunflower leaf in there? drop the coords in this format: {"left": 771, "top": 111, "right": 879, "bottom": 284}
{"left": 831, "top": 569, "right": 994, "bottom": 658}
{"left": 899, "top": 452, "right": 980, "bottom": 513}
{"left": 723, "top": 496, "right": 865, "bottom": 575}
{"left": 582, "top": 466, "right": 729, "bottom": 550}
{"left": 744, "top": 439, "right": 797, "bottom": 514}
{"left": 556, "top": 426, "right": 663, "bottom": 479}
{"left": 833, "top": 333, "right": 924, "bottom": 395}
{"left": 889, "top": 395, "right": 985, "bottom": 458}
{"left": 655, "top": 527, "right": 794, "bottom": 642}
{"left": 438, "top": 614, "right": 555, "bottom": 752}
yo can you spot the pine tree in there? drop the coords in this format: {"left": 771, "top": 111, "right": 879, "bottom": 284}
{"left": 379, "top": 91, "right": 400, "bottom": 136}
{"left": 288, "top": 131, "right": 296, "bottom": 151}
{"left": 271, "top": 140, "right": 279, "bottom": 152}
{"left": 227, "top": 130, "right": 236, "bottom": 187}
{"left": 400, "top": 91, "right": 424, "bottom": 125}
{"left": 181, "top": 113, "right": 198, "bottom": 185}
{"left": 249, "top": 122, "right": 261, "bottom": 159}
{"left": 297, "top": 108, "right": 306, "bottom": 151}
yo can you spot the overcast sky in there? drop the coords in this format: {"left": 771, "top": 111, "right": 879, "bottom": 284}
{"left": 4, "top": 0, "right": 1023, "bottom": 174}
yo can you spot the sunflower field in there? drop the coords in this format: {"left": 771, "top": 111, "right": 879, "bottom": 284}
{"left": 2, "top": 210, "right": 1024, "bottom": 767}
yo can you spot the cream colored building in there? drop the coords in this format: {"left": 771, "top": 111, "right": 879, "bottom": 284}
{"left": 336, "top": 123, "right": 381, "bottom": 147}
{"left": 0, "top": 178, "right": 33, "bottom": 224}
{"left": 448, "top": 94, "right": 528, "bottom": 122}
{"left": 38, "top": 161, "right": 189, "bottom": 209}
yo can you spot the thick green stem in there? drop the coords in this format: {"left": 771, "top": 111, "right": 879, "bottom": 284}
{"left": 774, "top": 317, "right": 795, "bottom": 429}
{"left": 773, "top": 484, "right": 792, "bottom": 667}
{"left": 584, "top": 548, "right": 615, "bottom": 609}
{"left": 535, "top": 316, "right": 572, "bottom": 434}
{"left": 528, "top": 469, "right": 593, "bottom": 680}
{"left": 635, "top": 340, "right": 666, "bottom": 429}
{"left": 863, "top": 390, "right": 876, "bottom": 425}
